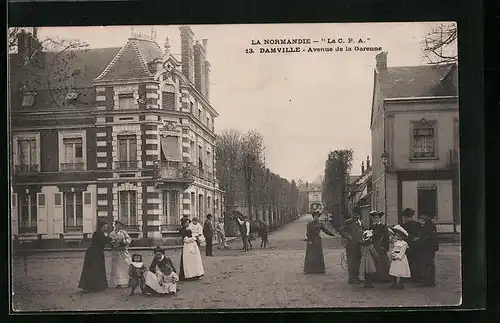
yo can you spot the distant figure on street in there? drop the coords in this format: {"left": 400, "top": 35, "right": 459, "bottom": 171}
{"left": 401, "top": 208, "right": 422, "bottom": 282}
{"left": 179, "top": 219, "right": 204, "bottom": 281}
{"left": 109, "top": 220, "right": 132, "bottom": 288}
{"left": 78, "top": 219, "right": 110, "bottom": 292}
{"left": 341, "top": 206, "right": 365, "bottom": 284}
{"left": 389, "top": 225, "right": 411, "bottom": 289}
{"left": 232, "top": 211, "right": 252, "bottom": 251}
{"left": 257, "top": 219, "right": 269, "bottom": 248}
{"left": 417, "top": 212, "right": 439, "bottom": 287}
{"left": 216, "top": 217, "right": 229, "bottom": 249}
{"left": 304, "top": 210, "right": 336, "bottom": 274}
{"left": 203, "top": 214, "right": 214, "bottom": 256}
{"left": 369, "top": 211, "right": 391, "bottom": 283}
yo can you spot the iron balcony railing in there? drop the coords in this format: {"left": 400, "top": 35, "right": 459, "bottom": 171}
{"left": 124, "top": 224, "right": 140, "bottom": 232}
{"left": 153, "top": 161, "right": 196, "bottom": 182}
{"left": 18, "top": 226, "right": 37, "bottom": 234}
{"left": 14, "top": 164, "right": 39, "bottom": 173}
{"left": 60, "top": 162, "right": 85, "bottom": 171}
{"left": 64, "top": 225, "right": 83, "bottom": 233}
{"left": 448, "top": 149, "right": 459, "bottom": 168}
{"left": 115, "top": 161, "right": 139, "bottom": 170}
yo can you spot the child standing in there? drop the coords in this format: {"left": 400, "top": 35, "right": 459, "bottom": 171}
{"left": 128, "top": 254, "right": 147, "bottom": 295}
{"left": 360, "top": 230, "right": 379, "bottom": 288}
{"left": 389, "top": 225, "right": 411, "bottom": 289}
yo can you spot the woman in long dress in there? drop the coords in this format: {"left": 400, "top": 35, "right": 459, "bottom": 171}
{"left": 109, "top": 220, "right": 132, "bottom": 288}
{"left": 78, "top": 219, "right": 110, "bottom": 292}
{"left": 304, "top": 211, "right": 336, "bottom": 274}
{"left": 179, "top": 219, "right": 204, "bottom": 281}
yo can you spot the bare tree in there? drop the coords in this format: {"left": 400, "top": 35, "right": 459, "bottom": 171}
{"left": 421, "top": 22, "right": 458, "bottom": 64}
{"left": 9, "top": 27, "right": 90, "bottom": 108}
{"left": 240, "top": 130, "right": 265, "bottom": 221}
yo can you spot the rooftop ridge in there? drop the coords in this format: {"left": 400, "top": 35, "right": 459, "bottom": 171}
{"left": 94, "top": 40, "right": 131, "bottom": 81}
{"left": 130, "top": 39, "right": 153, "bottom": 77}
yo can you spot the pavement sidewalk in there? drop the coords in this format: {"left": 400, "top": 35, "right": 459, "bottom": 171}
{"left": 15, "top": 236, "right": 240, "bottom": 253}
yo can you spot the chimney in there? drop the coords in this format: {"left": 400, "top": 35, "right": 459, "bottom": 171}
{"left": 361, "top": 161, "right": 365, "bottom": 174}
{"left": 366, "top": 156, "right": 370, "bottom": 169}
{"left": 204, "top": 60, "right": 211, "bottom": 100}
{"left": 17, "top": 29, "right": 39, "bottom": 65}
{"left": 375, "top": 52, "right": 388, "bottom": 71}
{"left": 194, "top": 40, "right": 206, "bottom": 95}
{"left": 179, "top": 26, "right": 195, "bottom": 84}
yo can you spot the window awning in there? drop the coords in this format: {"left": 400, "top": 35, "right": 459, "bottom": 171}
{"left": 161, "top": 136, "right": 181, "bottom": 161}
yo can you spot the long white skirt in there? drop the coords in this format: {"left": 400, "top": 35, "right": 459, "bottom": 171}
{"left": 389, "top": 255, "right": 411, "bottom": 278}
{"left": 111, "top": 249, "right": 131, "bottom": 286}
{"left": 145, "top": 271, "right": 178, "bottom": 294}
{"left": 182, "top": 241, "right": 204, "bottom": 279}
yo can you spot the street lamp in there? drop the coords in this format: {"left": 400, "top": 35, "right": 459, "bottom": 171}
{"left": 381, "top": 151, "right": 389, "bottom": 225}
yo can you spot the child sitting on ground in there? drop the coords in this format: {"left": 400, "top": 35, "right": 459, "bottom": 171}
{"left": 157, "top": 264, "right": 179, "bottom": 295}
{"left": 128, "top": 254, "right": 147, "bottom": 295}
{"left": 389, "top": 225, "right": 411, "bottom": 289}
{"left": 360, "top": 230, "right": 379, "bottom": 288}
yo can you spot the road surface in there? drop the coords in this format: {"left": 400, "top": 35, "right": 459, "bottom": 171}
{"left": 11, "top": 215, "right": 461, "bottom": 310}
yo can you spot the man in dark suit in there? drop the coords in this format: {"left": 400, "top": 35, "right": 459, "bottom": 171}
{"left": 203, "top": 214, "right": 214, "bottom": 256}
{"left": 417, "top": 212, "right": 439, "bottom": 287}
{"left": 341, "top": 206, "right": 365, "bottom": 284}
{"left": 401, "top": 208, "right": 423, "bottom": 282}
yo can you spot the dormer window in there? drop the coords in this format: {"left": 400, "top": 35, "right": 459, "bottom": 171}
{"left": 65, "top": 91, "right": 79, "bottom": 104}
{"left": 21, "top": 92, "right": 36, "bottom": 107}
{"left": 118, "top": 93, "right": 136, "bottom": 110}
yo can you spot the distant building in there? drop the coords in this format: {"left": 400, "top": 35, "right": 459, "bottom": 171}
{"left": 370, "top": 52, "right": 459, "bottom": 232}
{"left": 297, "top": 178, "right": 323, "bottom": 213}
{"left": 10, "top": 27, "right": 224, "bottom": 246}
{"left": 348, "top": 156, "right": 373, "bottom": 225}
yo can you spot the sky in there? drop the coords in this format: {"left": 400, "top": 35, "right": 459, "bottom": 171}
{"left": 35, "top": 22, "right": 450, "bottom": 183}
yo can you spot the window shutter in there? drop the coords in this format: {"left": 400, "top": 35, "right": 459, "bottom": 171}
{"left": 11, "top": 193, "right": 18, "bottom": 235}
{"left": 53, "top": 193, "right": 63, "bottom": 234}
{"left": 82, "top": 192, "right": 93, "bottom": 233}
{"left": 12, "top": 138, "right": 18, "bottom": 169}
{"left": 37, "top": 193, "right": 48, "bottom": 234}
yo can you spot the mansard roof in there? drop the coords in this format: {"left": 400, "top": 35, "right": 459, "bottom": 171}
{"left": 95, "top": 38, "right": 163, "bottom": 81}
{"left": 381, "top": 63, "right": 458, "bottom": 99}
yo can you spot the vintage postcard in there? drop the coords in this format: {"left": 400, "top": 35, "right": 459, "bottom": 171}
{"left": 9, "top": 23, "right": 460, "bottom": 311}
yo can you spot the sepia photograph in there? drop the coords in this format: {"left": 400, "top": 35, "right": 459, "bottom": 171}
{"left": 9, "top": 22, "right": 460, "bottom": 311}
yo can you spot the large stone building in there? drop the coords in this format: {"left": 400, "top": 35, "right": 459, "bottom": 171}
{"left": 10, "top": 27, "right": 224, "bottom": 246}
{"left": 370, "top": 52, "right": 459, "bottom": 233}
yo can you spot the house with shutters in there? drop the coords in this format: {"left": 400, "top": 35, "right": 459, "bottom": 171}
{"left": 370, "top": 52, "right": 460, "bottom": 234}
{"left": 10, "top": 27, "right": 224, "bottom": 247}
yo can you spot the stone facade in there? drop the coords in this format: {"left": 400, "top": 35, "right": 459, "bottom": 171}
{"left": 10, "top": 27, "right": 224, "bottom": 246}
{"left": 370, "top": 52, "right": 459, "bottom": 232}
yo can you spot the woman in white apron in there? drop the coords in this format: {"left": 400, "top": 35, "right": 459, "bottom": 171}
{"left": 179, "top": 219, "right": 204, "bottom": 281}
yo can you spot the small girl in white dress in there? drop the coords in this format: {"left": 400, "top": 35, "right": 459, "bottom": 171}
{"left": 389, "top": 225, "right": 411, "bottom": 289}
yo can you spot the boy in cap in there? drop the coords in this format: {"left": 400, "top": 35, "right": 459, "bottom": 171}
{"left": 341, "top": 206, "right": 364, "bottom": 284}
{"left": 418, "top": 212, "right": 439, "bottom": 287}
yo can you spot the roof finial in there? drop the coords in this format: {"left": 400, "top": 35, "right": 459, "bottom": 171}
{"left": 150, "top": 27, "right": 157, "bottom": 41}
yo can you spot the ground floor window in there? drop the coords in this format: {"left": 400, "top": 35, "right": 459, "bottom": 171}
{"left": 119, "top": 191, "right": 138, "bottom": 228}
{"left": 417, "top": 187, "right": 438, "bottom": 219}
{"left": 64, "top": 192, "right": 83, "bottom": 232}
{"left": 162, "top": 191, "right": 179, "bottom": 226}
{"left": 19, "top": 191, "right": 37, "bottom": 234}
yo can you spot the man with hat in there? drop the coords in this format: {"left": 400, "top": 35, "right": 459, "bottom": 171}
{"left": 401, "top": 208, "right": 422, "bottom": 282}
{"left": 418, "top": 212, "right": 439, "bottom": 287}
{"left": 369, "top": 210, "right": 391, "bottom": 283}
{"left": 341, "top": 205, "right": 365, "bottom": 284}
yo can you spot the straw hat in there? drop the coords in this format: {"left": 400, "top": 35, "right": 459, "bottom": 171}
{"left": 392, "top": 224, "right": 409, "bottom": 238}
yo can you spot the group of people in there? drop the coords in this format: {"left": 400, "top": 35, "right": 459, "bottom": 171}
{"left": 304, "top": 206, "right": 439, "bottom": 290}
{"left": 78, "top": 215, "right": 214, "bottom": 296}
{"left": 231, "top": 211, "right": 270, "bottom": 251}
